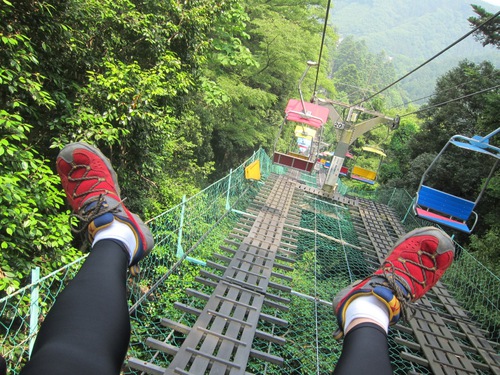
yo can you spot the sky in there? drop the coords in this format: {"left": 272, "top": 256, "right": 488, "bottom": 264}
{"left": 483, "top": 0, "right": 500, "bottom": 6}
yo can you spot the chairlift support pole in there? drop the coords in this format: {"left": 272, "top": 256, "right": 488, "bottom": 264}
{"left": 318, "top": 98, "right": 397, "bottom": 192}
{"left": 480, "top": 127, "right": 500, "bottom": 142}
{"left": 298, "top": 61, "right": 319, "bottom": 114}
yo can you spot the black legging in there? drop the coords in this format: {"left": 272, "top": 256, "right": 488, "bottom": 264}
{"left": 333, "top": 322, "right": 393, "bottom": 375}
{"left": 20, "top": 240, "right": 130, "bottom": 375}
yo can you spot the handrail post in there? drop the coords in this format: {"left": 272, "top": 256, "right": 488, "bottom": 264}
{"left": 387, "top": 187, "right": 396, "bottom": 207}
{"left": 28, "top": 267, "right": 40, "bottom": 358}
{"left": 225, "top": 168, "right": 232, "bottom": 211}
{"left": 176, "top": 195, "right": 186, "bottom": 258}
{"left": 402, "top": 196, "right": 415, "bottom": 224}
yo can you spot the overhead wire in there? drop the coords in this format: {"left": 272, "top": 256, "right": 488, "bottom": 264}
{"left": 352, "top": 10, "right": 500, "bottom": 106}
{"left": 335, "top": 82, "right": 378, "bottom": 94}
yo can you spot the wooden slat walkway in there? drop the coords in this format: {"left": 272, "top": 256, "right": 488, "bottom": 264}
{"left": 165, "top": 175, "right": 296, "bottom": 374}
{"left": 129, "top": 173, "right": 499, "bottom": 375}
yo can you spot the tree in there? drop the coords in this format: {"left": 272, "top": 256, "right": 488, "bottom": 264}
{"left": 0, "top": 0, "right": 342, "bottom": 290}
{"left": 202, "top": 0, "right": 337, "bottom": 178}
{"left": 378, "top": 118, "right": 419, "bottom": 186}
{"left": 468, "top": 5, "right": 500, "bottom": 48}
{"left": 410, "top": 60, "right": 499, "bottom": 157}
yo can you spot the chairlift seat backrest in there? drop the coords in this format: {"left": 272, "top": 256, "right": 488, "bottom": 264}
{"left": 417, "top": 185, "right": 475, "bottom": 221}
{"left": 273, "top": 152, "right": 315, "bottom": 172}
{"left": 351, "top": 166, "right": 377, "bottom": 181}
{"left": 285, "top": 99, "right": 329, "bottom": 128}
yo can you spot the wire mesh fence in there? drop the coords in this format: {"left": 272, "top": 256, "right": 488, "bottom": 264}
{"left": 1, "top": 154, "right": 499, "bottom": 374}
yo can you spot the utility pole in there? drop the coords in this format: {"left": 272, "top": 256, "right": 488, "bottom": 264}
{"left": 317, "top": 98, "right": 399, "bottom": 193}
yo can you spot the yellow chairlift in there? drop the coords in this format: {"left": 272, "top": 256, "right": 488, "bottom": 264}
{"left": 350, "top": 146, "right": 386, "bottom": 185}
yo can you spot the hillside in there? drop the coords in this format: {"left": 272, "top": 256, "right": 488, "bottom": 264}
{"left": 330, "top": 0, "right": 500, "bottom": 101}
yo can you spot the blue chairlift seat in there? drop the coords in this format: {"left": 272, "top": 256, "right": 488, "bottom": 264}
{"left": 414, "top": 186, "right": 478, "bottom": 234}
{"left": 413, "top": 130, "right": 499, "bottom": 234}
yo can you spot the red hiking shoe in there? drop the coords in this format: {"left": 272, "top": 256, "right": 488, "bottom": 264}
{"left": 56, "top": 142, "right": 154, "bottom": 273}
{"left": 333, "top": 227, "right": 455, "bottom": 339}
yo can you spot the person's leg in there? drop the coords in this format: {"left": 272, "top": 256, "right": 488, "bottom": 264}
{"left": 21, "top": 240, "right": 130, "bottom": 375}
{"left": 20, "top": 142, "right": 154, "bottom": 374}
{"left": 332, "top": 227, "right": 456, "bottom": 374}
{"left": 333, "top": 322, "right": 392, "bottom": 375}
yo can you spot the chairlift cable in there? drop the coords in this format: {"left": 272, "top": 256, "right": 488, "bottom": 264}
{"left": 389, "top": 71, "right": 500, "bottom": 109}
{"left": 313, "top": 0, "right": 332, "bottom": 97}
{"left": 336, "top": 82, "right": 379, "bottom": 94}
{"left": 352, "top": 10, "right": 500, "bottom": 107}
{"left": 400, "top": 84, "right": 500, "bottom": 117}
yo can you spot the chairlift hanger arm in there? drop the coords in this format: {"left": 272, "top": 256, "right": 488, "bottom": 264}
{"left": 316, "top": 98, "right": 389, "bottom": 120}
{"left": 315, "top": 98, "right": 343, "bottom": 125}
{"left": 348, "top": 116, "right": 394, "bottom": 145}
{"left": 315, "top": 97, "right": 396, "bottom": 144}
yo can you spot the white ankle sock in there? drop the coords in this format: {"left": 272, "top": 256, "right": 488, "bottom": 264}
{"left": 92, "top": 218, "right": 137, "bottom": 264}
{"left": 344, "top": 295, "right": 390, "bottom": 333}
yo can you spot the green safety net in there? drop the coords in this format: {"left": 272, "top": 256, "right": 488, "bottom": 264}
{"left": 1, "top": 149, "right": 499, "bottom": 374}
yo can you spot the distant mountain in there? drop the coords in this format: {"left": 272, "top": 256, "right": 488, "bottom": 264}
{"left": 329, "top": 0, "right": 499, "bottom": 102}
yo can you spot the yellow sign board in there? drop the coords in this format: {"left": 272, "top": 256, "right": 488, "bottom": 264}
{"left": 245, "top": 160, "right": 261, "bottom": 180}
{"left": 294, "top": 125, "right": 316, "bottom": 138}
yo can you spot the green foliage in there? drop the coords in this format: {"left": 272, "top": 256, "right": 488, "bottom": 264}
{"left": 0, "top": 15, "right": 80, "bottom": 293}
{"left": 0, "top": 111, "right": 77, "bottom": 294}
{"left": 202, "top": 0, "right": 337, "bottom": 178}
{"left": 469, "top": 226, "right": 500, "bottom": 275}
{"left": 331, "top": 36, "right": 406, "bottom": 107}
{"left": 0, "top": 0, "right": 342, "bottom": 297}
{"left": 379, "top": 118, "right": 419, "bottom": 186}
